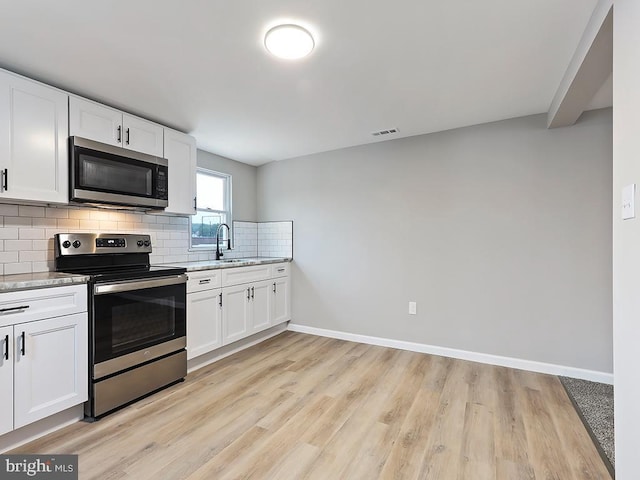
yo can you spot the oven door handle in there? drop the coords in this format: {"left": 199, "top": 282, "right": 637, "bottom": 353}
{"left": 94, "top": 274, "right": 188, "bottom": 295}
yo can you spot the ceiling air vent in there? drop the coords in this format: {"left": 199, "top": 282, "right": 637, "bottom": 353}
{"left": 371, "top": 128, "right": 399, "bottom": 137}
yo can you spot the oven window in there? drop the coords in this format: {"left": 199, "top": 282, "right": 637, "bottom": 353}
{"left": 93, "top": 283, "right": 186, "bottom": 364}
{"left": 111, "top": 294, "right": 175, "bottom": 353}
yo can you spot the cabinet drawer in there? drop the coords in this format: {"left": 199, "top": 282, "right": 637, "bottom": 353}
{"left": 221, "top": 265, "right": 271, "bottom": 287}
{"left": 271, "top": 263, "right": 290, "bottom": 278}
{"left": 0, "top": 285, "right": 87, "bottom": 328}
{"left": 187, "top": 270, "right": 222, "bottom": 293}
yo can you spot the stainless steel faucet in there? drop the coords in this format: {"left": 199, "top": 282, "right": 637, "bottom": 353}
{"left": 215, "top": 223, "right": 231, "bottom": 260}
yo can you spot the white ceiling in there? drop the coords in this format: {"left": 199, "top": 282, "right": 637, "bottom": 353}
{"left": 0, "top": 0, "right": 608, "bottom": 166}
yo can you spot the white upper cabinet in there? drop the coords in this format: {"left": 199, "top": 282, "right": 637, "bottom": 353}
{"left": 123, "top": 114, "right": 164, "bottom": 157}
{"left": 0, "top": 70, "right": 69, "bottom": 204}
{"left": 69, "top": 96, "right": 163, "bottom": 157}
{"left": 164, "top": 128, "right": 197, "bottom": 215}
{"left": 69, "top": 96, "right": 121, "bottom": 146}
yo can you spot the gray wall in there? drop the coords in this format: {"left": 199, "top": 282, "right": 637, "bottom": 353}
{"left": 197, "top": 149, "right": 257, "bottom": 222}
{"left": 257, "top": 109, "right": 613, "bottom": 373}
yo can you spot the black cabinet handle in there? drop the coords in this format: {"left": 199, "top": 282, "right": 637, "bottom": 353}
{"left": 3, "top": 334, "right": 8, "bottom": 360}
{"left": 126, "top": 128, "right": 130, "bottom": 145}
{"left": 0, "top": 305, "right": 29, "bottom": 315}
{"left": 251, "top": 286, "right": 255, "bottom": 299}
{"left": 117, "top": 125, "right": 122, "bottom": 143}
{"left": 194, "top": 197, "right": 197, "bottom": 209}
{"left": 273, "top": 282, "right": 276, "bottom": 293}
{"left": 218, "top": 293, "right": 222, "bottom": 307}
{"left": 2, "top": 168, "right": 7, "bottom": 192}
{"left": 20, "top": 331, "right": 25, "bottom": 356}
{"left": 246, "top": 288, "right": 250, "bottom": 300}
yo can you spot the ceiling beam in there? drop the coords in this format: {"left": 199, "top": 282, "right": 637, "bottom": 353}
{"left": 547, "top": 0, "right": 612, "bottom": 128}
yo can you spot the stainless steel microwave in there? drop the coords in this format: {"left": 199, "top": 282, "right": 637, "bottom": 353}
{"left": 69, "top": 136, "right": 169, "bottom": 210}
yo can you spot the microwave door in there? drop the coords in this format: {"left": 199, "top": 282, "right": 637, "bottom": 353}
{"left": 70, "top": 136, "right": 168, "bottom": 209}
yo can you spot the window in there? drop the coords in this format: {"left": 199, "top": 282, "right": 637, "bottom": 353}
{"left": 190, "top": 169, "right": 232, "bottom": 249}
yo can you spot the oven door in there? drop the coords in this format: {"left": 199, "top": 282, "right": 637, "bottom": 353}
{"left": 92, "top": 274, "right": 187, "bottom": 380}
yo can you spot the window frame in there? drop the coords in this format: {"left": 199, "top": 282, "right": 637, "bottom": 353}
{"left": 189, "top": 168, "right": 232, "bottom": 251}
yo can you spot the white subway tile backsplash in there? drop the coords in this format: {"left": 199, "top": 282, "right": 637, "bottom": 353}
{"left": 32, "top": 239, "right": 51, "bottom": 250}
{"left": 68, "top": 209, "right": 92, "bottom": 220}
{"left": 32, "top": 218, "right": 57, "bottom": 228}
{"left": 0, "top": 228, "right": 18, "bottom": 240}
{"left": 32, "top": 261, "right": 53, "bottom": 273}
{"left": 0, "top": 205, "right": 18, "bottom": 216}
{"left": 19, "top": 228, "right": 45, "bottom": 240}
{"left": 4, "top": 262, "right": 31, "bottom": 275}
{"left": 0, "top": 252, "right": 18, "bottom": 263}
{"left": 89, "top": 210, "right": 111, "bottom": 221}
{"left": 18, "top": 206, "right": 44, "bottom": 217}
{"left": 5, "top": 217, "right": 32, "bottom": 227}
{"left": 57, "top": 219, "right": 80, "bottom": 229}
{"left": 79, "top": 219, "right": 100, "bottom": 230}
{"left": 5, "top": 240, "right": 32, "bottom": 251}
{"left": 45, "top": 207, "right": 69, "bottom": 219}
{"left": 99, "top": 221, "right": 117, "bottom": 230}
{"left": 0, "top": 202, "right": 293, "bottom": 274}
{"left": 19, "top": 250, "right": 47, "bottom": 262}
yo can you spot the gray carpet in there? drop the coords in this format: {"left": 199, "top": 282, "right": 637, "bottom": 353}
{"left": 560, "top": 377, "right": 614, "bottom": 472}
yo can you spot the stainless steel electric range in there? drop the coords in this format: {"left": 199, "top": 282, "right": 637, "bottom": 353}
{"left": 54, "top": 233, "right": 187, "bottom": 419}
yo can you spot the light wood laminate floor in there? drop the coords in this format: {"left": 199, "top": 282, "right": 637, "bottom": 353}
{"left": 13, "top": 332, "right": 611, "bottom": 479}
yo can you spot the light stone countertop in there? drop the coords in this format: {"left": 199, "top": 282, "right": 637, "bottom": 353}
{"left": 160, "top": 257, "right": 292, "bottom": 272}
{"left": 0, "top": 272, "right": 90, "bottom": 293}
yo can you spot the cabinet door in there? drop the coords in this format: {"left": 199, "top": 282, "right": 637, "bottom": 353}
{"left": 251, "top": 280, "right": 272, "bottom": 334}
{"left": 186, "top": 288, "right": 222, "bottom": 359}
{"left": 272, "top": 276, "right": 291, "bottom": 326}
{"left": 13, "top": 313, "right": 88, "bottom": 429}
{"left": 123, "top": 114, "right": 164, "bottom": 157}
{"left": 222, "top": 284, "right": 251, "bottom": 345}
{"left": 0, "top": 71, "right": 69, "bottom": 204}
{"left": 69, "top": 96, "right": 122, "bottom": 147}
{"left": 164, "top": 128, "right": 197, "bottom": 215}
{"left": 0, "top": 326, "right": 13, "bottom": 436}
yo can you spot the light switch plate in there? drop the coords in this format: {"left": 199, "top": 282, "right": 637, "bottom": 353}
{"left": 623, "top": 184, "right": 636, "bottom": 220}
{"left": 408, "top": 302, "right": 417, "bottom": 315}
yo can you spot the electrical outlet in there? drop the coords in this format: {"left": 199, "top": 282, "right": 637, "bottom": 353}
{"left": 408, "top": 302, "right": 417, "bottom": 315}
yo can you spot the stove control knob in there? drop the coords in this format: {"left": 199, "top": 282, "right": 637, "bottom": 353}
{"left": 137, "top": 240, "right": 144, "bottom": 247}
{"left": 72, "top": 240, "right": 81, "bottom": 249}
{"left": 62, "top": 240, "right": 71, "bottom": 249}
{"left": 143, "top": 240, "right": 151, "bottom": 247}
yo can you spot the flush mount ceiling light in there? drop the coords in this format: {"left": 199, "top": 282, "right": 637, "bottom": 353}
{"left": 264, "top": 24, "right": 315, "bottom": 60}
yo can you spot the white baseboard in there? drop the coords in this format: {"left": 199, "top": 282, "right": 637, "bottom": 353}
{"left": 287, "top": 323, "right": 613, "bottom": 385}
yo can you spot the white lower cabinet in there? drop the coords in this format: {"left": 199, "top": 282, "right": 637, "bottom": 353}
{"left": 222, "top": 283, "right": 252, "bottom": 344}
{"left": 250, "top": 280, "right": 272, "bottom": 334}
{"left": 188, "top": 262, "right": 291, "bottom": 357}
{"left": 186, "top": 288, "right": 222, "bottom": 360}
{"left": 0, "top": 284, "right": 88, "bottom": 436}
{"left": 13, "top": 313, "right": 87, "bottom": 429}
{"left": 0, "top": 326, "right": 14, "bottom": 436}
{"left": 271, "top": 275, "right": 291, "bottom": 326}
